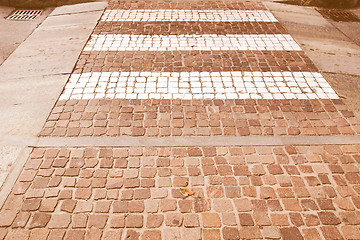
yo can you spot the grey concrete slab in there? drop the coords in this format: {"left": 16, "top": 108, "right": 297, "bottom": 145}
{"left": 40, "top": 10, "right": 105, "bottom": 29}
{"left": 267, "top": 11, "right": 348, "bottom": 41}
{"left": 0, "top": 146, "right": 23, "bottom": 185}
{"left": 0, "top": 11, "right": 104, "bottom": 80}
{"left": 323, "top": 72, "right": 360, "bottom": 118}
{"left": 325, "top": 8, "right": 360, "bottom": 47}
{"left": 50, "top": 1, "right": 107, "bottom": 16}
{"left": 0, "top": 74, "right": 69, "bottom": 136}
{"left": 0, "top": 147, "right": 31, "bottom": 209}
{"left": 298, "top": 37, "right": 360, "bottom": 76}
{"left": 331, "top": 21, "right": 360, "bottom": 46}
{"left": 265, "top": 2, "right": 360, "bottom": 77}
{"left": 0, "top": 6, "right": 53, "bottom": 66}
{"left": 0, "top": 136, "right": 38, "bottom": 147}
{"left": 264, "top": 2, "right": 328, "bottom": 20}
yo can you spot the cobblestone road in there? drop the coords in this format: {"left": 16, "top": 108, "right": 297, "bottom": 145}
{"left": 1, "top": 0, "right": 360, "bottom": 239}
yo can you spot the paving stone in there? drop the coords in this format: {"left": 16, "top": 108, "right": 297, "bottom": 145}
{"left": 74, "top": 49, "right": 318, "bottom": 73}
{"left": 202, "top": 213, "right": 221, "bottom": 228}
{"left": 280, "top": 227, "right": 304, "bottom": 240}
{"left": 5, "top": 229, "right": 30, "bottom": 240}
{"left": 65, "top": 230, "right": 85, "bottom": 240}
{"left": 73, "top": 201, "right": 92, "bottom": 213}
{"left": 146, "top": 214, "right": 163, "bottom": 228}
{"left": 213, "top": 199, "right": 233, "bottom": 212}
{"left": 29, "top": 229, "right": 50, "bottom": 240}
{"left": 84, "top": 34, "right": 301, "bottom": 52}
{"left": 22, "top": 199, "right": 41, "bottom": 211}
{"left": 163, "top": 228, "right": 181, "bottom": 239}
{"left": 103, "top": 230, "right": 122, "bottom": 240}
{"left": 0, "top": 145, "right": 360, "bottom": 238}
{"left": 341, "top": 225, "right": 360, "bottom": 240}
{"left": 95, "top": 21, "right": 286, "bottom": 35}
{"left": 88, "top": 214, "right": 108, "bottom": 229}
{"left": 0, "top": 211, "right": 17, "bottom": 227}
{"left": 39, "top": 199, "right": 58, "bottom": 212}
{"left": 165, "top": 213, "right": 183, "bottom": 227}
{"left": 320, "top": 226, "right": 343, "bottom": 240}
{"left": 318, "top": 212, "right": 341, "bottom": 225}
{"left": 222, "top": 227, "right": 240, "bottom": 240}
{"left": 126, "top": 215, "right": 143, "bottom": 228}
{"left": 100, "top": 9, "right": 278, "bottom": 22}
{"left": 239, "top": 226, "right": 263, "bottom": 239}
{"left": 28, "top": 213, "right": 51, "bottom": 229}
{"left": 203, "top": 229, "right": 221, "bottom": 240}
{"left": 107, "top": 0, "right": 267, "bottom": 10}
{"left": 183, "top": 228, "right": 201, "bottom": 240}
{"left": 183, "top": 214, "right": 200, "bottom": 227}
{"left": 160, "top": 199, "right": 177, "bottom": 212}
{"left": 253, "top": 211, "right": 271, "bottom": 226}
{"left": 262, "top": 226, "right": 281, "bottom": 239}
{"left": 72, "top": 214, "right": 88, "bottom": 228}
{"left": 60, "top": 199, "right": 77, "bottom": 213}
{"left": 141, "top": 230, "right": 161, "bottom": 240}
{"left": 179, "top": 199, "right": 193, "bottom": 213}
{"left": 60, "top": 71, "right": 338, "bottom": 101}
{"left": 222, "top": 213, "right": 237, "bottom": 226}
{"left": 42, "top": 99, "right": 359, "bottom": 137}
{"left": 13, "top": 212, "right": 31, "bottom": 228}
{"left": 48, "top": 214, "right": 71, "bottom": 229}
{"left": 233, "top": 199, "right": 252, "bottom": 212}
{"left": 302, "top": 228, "right": 322, "bottom": 240}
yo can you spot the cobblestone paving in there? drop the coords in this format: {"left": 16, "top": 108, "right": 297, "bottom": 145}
{"left": 1, "top": 146, "right": 360, "bottom": 239}
{"left": 2, "top": 0, "right": 360, "bottom": 239}
{"left": 40, "top": 99, "right": 360, "bottom": 137}
{"left": 101, "top": 10, "right": 278, "bottom": 22}
{"left": 59, "top": 72, "right": 337, "bottom": 101}
{"left": 106, "top": 1, "right": 268, "bottom": 10}
{"left": 84, "top": 34, "right": 301, "bottom": 52}
{"left": 74, "top": 51, "right": 318, "bottom": 73}
{"left": 94, "top": 22, "right": 287, "bottom": 35}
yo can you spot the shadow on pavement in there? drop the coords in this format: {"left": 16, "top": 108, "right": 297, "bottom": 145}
{"left": 277, "top": 0, "right": 359, "bottom": 8}
{"left": 0, "top": 0, "right": 101, "bottom": 8}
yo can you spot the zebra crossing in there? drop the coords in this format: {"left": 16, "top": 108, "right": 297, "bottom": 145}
{"left": 60, "top": 71, "right": 336, "bottom": 100}
{"left": 101, "top": 9, "right": 279, "bottom": 22}
{"left": 41, "top": 0, "right": 359, "bottom": 140}
{"left": 59, "top": 2, "right": 338, "bottom": 101}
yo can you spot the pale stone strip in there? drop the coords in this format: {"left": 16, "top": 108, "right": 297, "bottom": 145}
{"left": 2, "top": 135, "right": 359, "bottom": 148}
{"left": 34, "top": 136, "right": 360, "bottom": 147}
{"left": 83, "top": 34, "right": 302, "bottom": 51}
{"left": 59, "top": 72, "right": 339, "bottom": 100}
{"left": 101, "top": 9, "right": 278, "bottom": 22}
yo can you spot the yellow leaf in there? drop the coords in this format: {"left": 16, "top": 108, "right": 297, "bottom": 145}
{"left": 179, "top": 188, "right": 195, "bottom": 197}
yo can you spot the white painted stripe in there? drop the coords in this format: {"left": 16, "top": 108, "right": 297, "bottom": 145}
{"left": 101, "top": 9, "right": 278, "bottom": 22}
{"left": 84, "top": 34, "right": 302, "bottom": 51}
{"left": 60, "top": 72, "right": 339, "bottom": 100}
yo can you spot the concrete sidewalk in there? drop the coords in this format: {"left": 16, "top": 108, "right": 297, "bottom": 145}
{"left": 0, "top": 1, "right": 107, "bottom": 206}
{"left": 265, "top": 1, "right": 360, "bottom": 117}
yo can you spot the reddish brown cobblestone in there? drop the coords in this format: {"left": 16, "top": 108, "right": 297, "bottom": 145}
{"left": 94, "top": 22, "right": 287, "bottom": 35}
{"left": 1, "top": 145, "right": 360, "bottom": 239}
{"left": 40, "top": 99, "right": 360, "bottom": 137}
{"left": 107, "top": 0, "right": 267, "bottom": 10}
{"left": 8, "top": 0, "right": 360, "bottom": 239}
{"left": 73, "top": 50, "right": 317, "bottom": 74}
